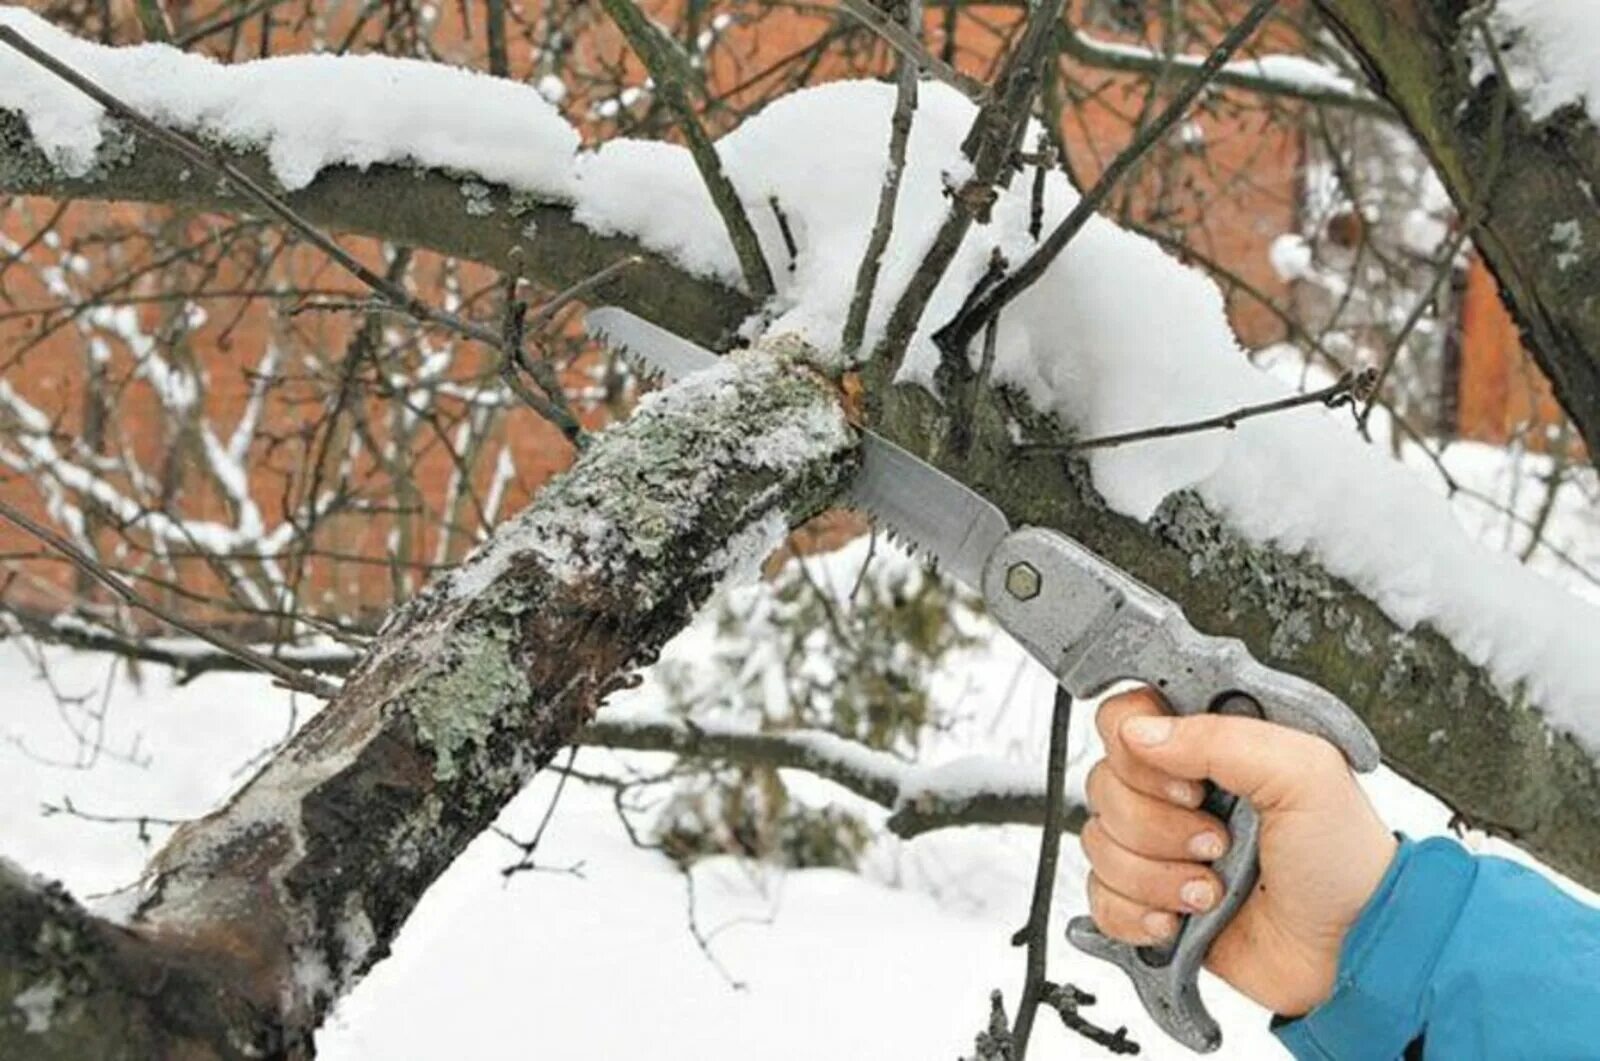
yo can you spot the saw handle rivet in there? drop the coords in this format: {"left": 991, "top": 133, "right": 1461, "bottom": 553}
{"left": 1004, "top": 561, "right": 1042, "bottom": 601}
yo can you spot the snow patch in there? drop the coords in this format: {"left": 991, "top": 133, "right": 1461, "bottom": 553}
{"left": 12, "top": 980, "right": 62, "bottom": 1034}
{"left": 1479, "top": 0, "right": 1600, "bottom": 127}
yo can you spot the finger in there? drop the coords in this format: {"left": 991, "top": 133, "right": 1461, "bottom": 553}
{"left": 1096, "top": 689, "right": 1204, "bottom": 808}
{"left": 1080, "top": 816, "right": 1223, "bottom": 915}
{"left": 1085, "top": 761, "right": 1229, "bottom": 862}
{"left": 1087, "top": 873, "right": 1179, "bottom": 946}
{"left": 1117, "top": 712, "right": 1348, "bottom": 811}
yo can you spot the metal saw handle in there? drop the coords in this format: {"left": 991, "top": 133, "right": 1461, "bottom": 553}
{"left": 981, "top": 527, "right": 1380, "bottom": 1054}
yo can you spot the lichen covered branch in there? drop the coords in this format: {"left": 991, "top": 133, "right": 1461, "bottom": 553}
{"left": 13, "top": 345, "right": 858, "bottom": 1053}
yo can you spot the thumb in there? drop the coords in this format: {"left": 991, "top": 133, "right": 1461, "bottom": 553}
{"left": 1119, "top": 713, "right": 1343, "bottom": 809}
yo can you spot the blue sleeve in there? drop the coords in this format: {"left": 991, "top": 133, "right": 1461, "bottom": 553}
{"left": 1272, "top": 836, "right": 1600, "bottom": 1059}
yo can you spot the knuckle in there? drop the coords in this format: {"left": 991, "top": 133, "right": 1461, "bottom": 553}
{"left": 1300, "top": 734, "right": 1346, "bottom": 777}
{"left": 1085, "top": 761, "right": 1108, "bottom": 813}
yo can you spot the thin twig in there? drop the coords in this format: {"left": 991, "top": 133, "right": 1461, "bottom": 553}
{"left": 1056, "top": 21, "right": 1389, "bottom": 117}
{"left": 934, "top": 0, "right": 1281, "bottom": 359}
{"left": 768, "top": 196, "right": 799, "bottom": 272}
{"left": 495, "top": 747, "right": 587, "bottom": 877}
{"left": 1010, "top": 688, "right": 1074, "bottom": 1057}
{"left": 134, "top": 0, "right": 173, "bottom": 42}
{"left": 485, "top": 0, "right": 510, "bottom": 77}
{"left": 1019, "top": 369, "right": 1374, "bottom": 454}
{"left": 872, "top": 0, "right": 1067, "bottom": 380}
{"left": 832, "top": 0, "right": 985, "bottom": 102}
{"left": 0, "top": 498, "right": 337, "bottom": 698}
{"left": 600, "top": 0, "right": 775, "bottom": 299}
{"left": 842, "top": 0, "right": 921, "bottom": 357}
{"left": 174, "top": 0, "right": 293, "bottom": 48}
{"left": 41, "top": 795, "right": 184, "bottom": 845}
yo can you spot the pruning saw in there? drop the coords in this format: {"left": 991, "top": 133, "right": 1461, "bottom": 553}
{"left": 586, "top": 306, "right": 1380, "bottom": 1054}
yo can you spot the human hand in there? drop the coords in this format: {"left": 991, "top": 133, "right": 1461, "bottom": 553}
{"left": 1080, "top": 687, "right": 1397, "bottom": 1017}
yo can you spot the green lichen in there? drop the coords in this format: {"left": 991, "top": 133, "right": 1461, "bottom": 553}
{"left": 403, "top": 624, "right": 530, "bottom": 781}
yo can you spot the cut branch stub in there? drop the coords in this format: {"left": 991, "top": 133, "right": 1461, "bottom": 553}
{"left": 117, "top": 345, "right": 856, "bottom": 1046}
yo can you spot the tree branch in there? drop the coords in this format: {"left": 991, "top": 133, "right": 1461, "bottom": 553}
{"left": 578, "top": 714, "right": 1088, "bottom": 839}
{"left": 601, "top": 0, "right": 776, "bottom": 300}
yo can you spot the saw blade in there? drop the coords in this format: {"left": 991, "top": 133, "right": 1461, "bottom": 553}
{"left": 586, "top": 306, "right": 721, "bottom": 385}
{"left": 584, "top": 306, "right": 1011, "bottom": 593}
{"left": 844, "top": 433, "right": 1010, "bottom": 593}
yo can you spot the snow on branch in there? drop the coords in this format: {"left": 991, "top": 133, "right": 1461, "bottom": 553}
{"left": 581, "top": 712, "right": 1086, "bottom": 839}
{"left": 1059, "top": 22, "right": 1387, "bottom": 116}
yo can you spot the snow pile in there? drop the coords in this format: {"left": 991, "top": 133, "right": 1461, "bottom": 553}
{"left": 3, "top": 9, "right": 1598, "bottom": 742}
{"left": 1483, "top": 0, "right": 1600, "bottom": 126}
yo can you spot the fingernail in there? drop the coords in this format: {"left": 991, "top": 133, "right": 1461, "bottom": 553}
{"left": 1181, "top": 879, "right": 1216, "bottom": 912}
{"left": 1189, "top": 832, "right": 1226, "bottom": 860}
{"left": 1142, "top": 911, "right": 1177, "bottom": 939}
{"left": 1166, "top": 781, "right": 1201, "bottom": 807}
{"left": 1124, "top": 717, "right": 1174, "bottom": 746}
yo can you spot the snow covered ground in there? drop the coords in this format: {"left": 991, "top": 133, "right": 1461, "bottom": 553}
{"left": 5, "top": 488, "right": 1594, "bottom": 1058}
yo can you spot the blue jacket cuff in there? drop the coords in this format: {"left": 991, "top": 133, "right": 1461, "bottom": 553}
{"left": 1271, "top": 837, "right": 1476, "bottom": 1059}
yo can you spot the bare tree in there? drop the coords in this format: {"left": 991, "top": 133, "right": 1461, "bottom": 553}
{"left": 1, "top": 1, "right": 1598, "bottom": 1057}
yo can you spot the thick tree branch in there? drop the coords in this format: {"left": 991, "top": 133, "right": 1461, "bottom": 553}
{"left": 0, "top": 858, "right": 279, "bottom": 1058}
{"left": 3, "top": 343, "right": 857, "bottom": 1053}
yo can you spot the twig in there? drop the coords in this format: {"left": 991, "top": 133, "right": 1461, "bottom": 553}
{"left": 833, "top": 0, "right": 985, "bottom": 102}
{"left": 1038, "top": 984, "right": 1139, "bottom": 1055}
{"left": 173, "top": 0, "right": 293, "bottom": 48}
{"left": 41, "top": 795, "right": 184, "bottom": 845}
{"left": 1028, "top": 132, "right": 1053, "bottom": 241}
{"left": 486, "top": 0, "right": 510, "bottom": 77}
{"left": 1018, "top": 369, "right": 1374, "bottom": 454}
{"left": 768, "top": 196, "right": 799, "bottom": 272}
{"left": 934, "top": 0, "right": 1281, "bottom": 360}
{"left": 841, "top": 0, "right": 921, "bottom": 357}
{"left": 600, "top": 0, "right": 775, "bottom": 299}
{"left": 1056, "top": 21, "right": 1390, "bottom": 117}
{"left": 134, "top": 0, "right": 173, "bottom": 42}
{"left": 495, "top": 747, "right": 587, "bottom": 877}
{"left": 1010, "top": 687, "right": 1074, "bottom": 1057}
{"left": 871, "top": 0, "right": 1066, "bottom": 380}
{"left": 0, "top": 498, "right": 338, "bottom": 699}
